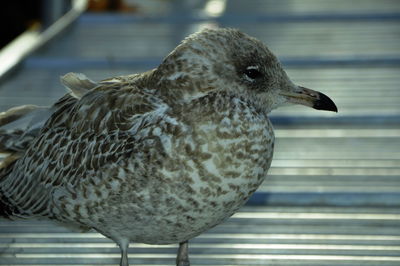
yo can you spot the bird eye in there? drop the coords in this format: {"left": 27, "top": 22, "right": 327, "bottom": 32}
{"left": 244, "top": 66, "right": 262, "bottom": 80}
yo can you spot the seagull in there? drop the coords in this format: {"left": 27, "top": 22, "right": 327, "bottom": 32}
{"left": 0, "top": 28, "right": 337, "bottom": 266}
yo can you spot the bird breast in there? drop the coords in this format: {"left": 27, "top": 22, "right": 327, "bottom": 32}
{"left": 115, "top": 95, "right": 274, "bottom": 244}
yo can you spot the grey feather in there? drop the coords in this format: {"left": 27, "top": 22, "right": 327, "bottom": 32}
{"left": 60, "top": 72, "right": 97, "bottom": 99}
{"left": 0, "top": 105, "right": 54, "bottom": 153}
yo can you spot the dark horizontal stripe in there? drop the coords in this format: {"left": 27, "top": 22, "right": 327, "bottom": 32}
{"left": 24, "top": 56, "right": 400, "bottom": 70}
{"left": 281, "top": 57, "right": 400, "bottom": 67}
{"left": 270, "top": 115, "right": 400, "bottom": 126}
{"left": 78, "top": 12, "right": 400, "bottom": 25}
{"left": 247, "top": 191, "right": 400, "bottom": 207}
{"left": 24, "top": 57, "right": 162, "bottom": 69}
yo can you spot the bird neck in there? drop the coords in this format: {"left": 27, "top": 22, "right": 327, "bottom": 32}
{"left": 172, "top": 91, "right": 269, "bottom": 125}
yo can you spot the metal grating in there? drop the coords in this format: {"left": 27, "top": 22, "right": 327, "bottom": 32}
{"left": 1, "top": 0, "right": 400, "bottom": 265}
{"left": 1, "top": 206, "right": 400, "bottom": 265}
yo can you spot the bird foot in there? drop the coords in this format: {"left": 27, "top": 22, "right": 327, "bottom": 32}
{"left": 176, "top": 241, "right": 190, "bottom": 266}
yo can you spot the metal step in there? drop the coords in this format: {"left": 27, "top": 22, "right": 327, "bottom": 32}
{"left": 1, "top": 0, "right": 399, "bottom": 265}
{"left": 1, "top": 206, "right": 400, "bottom": 265}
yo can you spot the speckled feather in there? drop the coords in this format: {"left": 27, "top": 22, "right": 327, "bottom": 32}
{"left": 0, "top": 28, "right": 335, "bottom": 260}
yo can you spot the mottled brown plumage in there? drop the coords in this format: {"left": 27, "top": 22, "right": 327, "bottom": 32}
{"left": 0, "top": 28, "right": 337, "bottom": 266}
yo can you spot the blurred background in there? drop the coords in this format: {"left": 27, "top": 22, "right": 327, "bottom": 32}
{"left": 0, "top": 0, "right": 400, "bottom": 265}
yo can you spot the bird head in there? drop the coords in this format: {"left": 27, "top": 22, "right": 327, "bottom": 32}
{"left": 157, "top": 28, "right": 337, "bottom": 113}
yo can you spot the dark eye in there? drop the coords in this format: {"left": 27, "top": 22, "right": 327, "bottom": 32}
{"left": 244, "top": 67, "right": 262, "bottom": 80}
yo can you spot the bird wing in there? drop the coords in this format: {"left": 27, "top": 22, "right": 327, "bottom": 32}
{"left": 0, "top": 81, "right": 170, "bottom": 221}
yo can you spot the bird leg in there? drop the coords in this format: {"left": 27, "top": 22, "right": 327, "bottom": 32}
{"left": 176, "top": 240, "right": 190, "bottom": 266}
{"left": 119, "top": 239, "right": 129, "bottom": 266}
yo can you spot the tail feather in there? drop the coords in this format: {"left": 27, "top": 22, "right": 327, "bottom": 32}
{"left": 0, "top": 105, "right": 54, "bottom": 153}
{"left": 0, "top": 193, "right": 14, "bottom": 218}
{"left": 0, "top": 105, "right": 37, "bottom": 126}
{"left": 0, "top": 72, "right": 96, "bottom": 153}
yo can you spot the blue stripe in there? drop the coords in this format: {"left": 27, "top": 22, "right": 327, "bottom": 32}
{"left": 247, "top": 191, "right": 400, "bottom": 207}
{"left": 281, "top": 57, "right": 400, "bottom": 67}
{"left": 78, "top": 12, "right": 400, "bottom": 24}
{"left": 24, "top": 57, "right": 161, "bottom": 69}
{"left": 269, "top": 115, "right": 400, "bottom": 126}
{"left": 25, "top": 56, "right": 400, "bottom": 69}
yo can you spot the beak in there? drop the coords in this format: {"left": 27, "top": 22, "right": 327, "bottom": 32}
{"left": 279, "top": 86, "right": 338, "bottom": 112}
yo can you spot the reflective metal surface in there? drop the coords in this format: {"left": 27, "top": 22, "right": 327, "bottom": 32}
{"left": 1, "top": 206, "right": 400, "bottom": 265}
{"left": 1, "top": 0, "right": 399, "bottom": 265}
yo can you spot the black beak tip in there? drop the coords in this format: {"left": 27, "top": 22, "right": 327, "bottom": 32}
{"left": 313, "top": 92, "right": 338, "bottom": 113}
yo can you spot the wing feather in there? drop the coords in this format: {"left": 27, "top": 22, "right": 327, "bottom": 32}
{"left": 0, "top": 81, "right": 167, "bottom": 220}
